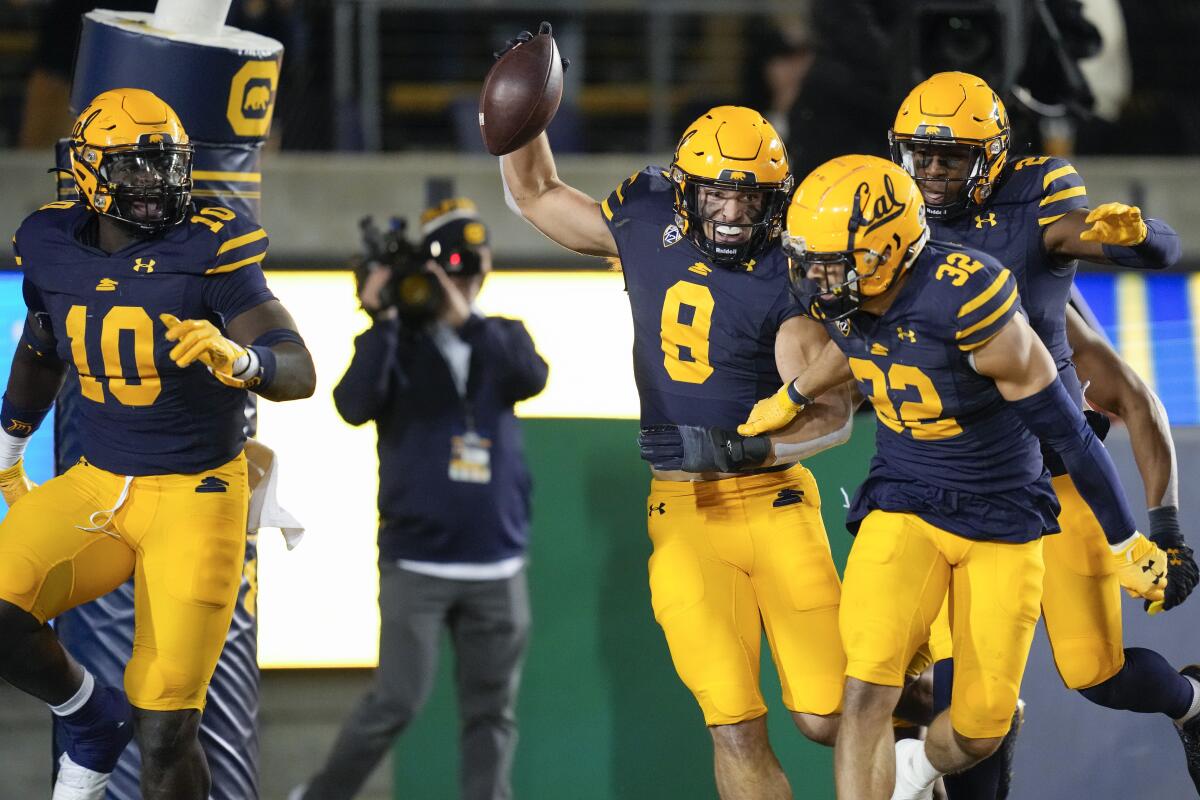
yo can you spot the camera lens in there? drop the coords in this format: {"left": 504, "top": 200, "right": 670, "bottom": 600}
{"left": 917, "top": 8, "right": 1002, "bottom": 84}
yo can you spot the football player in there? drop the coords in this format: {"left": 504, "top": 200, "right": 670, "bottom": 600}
{"left": 890, "top": 71, "right": 1200, "bottom": 796}
{"left": 737, "top": 155, "right": 1169, "bottom": 800}
{"left": 0, "top": 89, "right": 315, "bottom": 800}
{"left": 501, "top": 98, "right": 855, "bottom": 795}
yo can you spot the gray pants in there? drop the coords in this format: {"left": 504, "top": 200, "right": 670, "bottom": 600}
{"left": 303, "top": 563, "right": 531, "bottom": 800}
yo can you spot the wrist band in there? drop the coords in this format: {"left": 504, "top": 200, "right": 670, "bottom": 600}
{"left": 248, "top": 345, "right": 277, "bottom": 394}
{"left": 786, "top": 381, "right": 813, "bottom": 407}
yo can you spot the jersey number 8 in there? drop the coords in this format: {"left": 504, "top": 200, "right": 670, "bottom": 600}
{"left": 660, "top": 281, "right": 714, "bottom": 384}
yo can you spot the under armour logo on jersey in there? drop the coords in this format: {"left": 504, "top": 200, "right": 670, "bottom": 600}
{"left": 688, "top": 262, "right": 712, "bottom": 277}
{"left": 663, "top": 224, "right": 682, "bottom": 248}
{"left": 648, "top": 502, "right": 666, "bottom": 517}
{"left": 772, "top": 488, "right": 804, "bottom": 508}
{"left": 95, "top": 278, "right": 118, "bottom": 292}
{"left": 195, "top": 476, "right": 230, "bottom": 493}
{"left": 132, "top": 257, "right": 156, "bottom": 273}
{"left": 897, "top": 327, "right": 917, "bottom": 343}
{"left": 974, "top": 213, "right": 997, "bottom": 228}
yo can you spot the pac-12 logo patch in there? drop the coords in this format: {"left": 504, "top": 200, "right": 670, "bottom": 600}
{"left": 663, "top": 224, "right": 682, "bottom": 248}
{"left": 835, "top": 319, "right": 852, "bottom": 337}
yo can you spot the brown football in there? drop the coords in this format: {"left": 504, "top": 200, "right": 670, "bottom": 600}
{"left": 478, "top": 30, "right": 564, "bottom": 156}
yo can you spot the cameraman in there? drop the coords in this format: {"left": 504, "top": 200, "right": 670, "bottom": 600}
{"left": 294, "top": 199, "right": 548, "bottom": 800}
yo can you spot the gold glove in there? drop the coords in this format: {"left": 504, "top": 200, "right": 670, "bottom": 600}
{"left": 160, "top": 313, "right": 256, "bottom": 389}
{"left": 1079, "top": 202, "right": 1147, "bottom": 246}
{"left": 737, "top": 382, "right": 809, "bottom": 436}
{"left": 1112, "top": 533, "right": 1167, "bottom": 603}
{"left": 0, "top": 459, "right": 36, "bottom": 507}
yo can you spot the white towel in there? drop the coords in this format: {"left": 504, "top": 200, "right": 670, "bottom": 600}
{"left": 244, "top": 439, "right": 305, "bottom": 549}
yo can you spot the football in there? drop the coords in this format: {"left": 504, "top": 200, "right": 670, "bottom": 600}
{"left": 478, "top": 28, "right": 564, "bottom": 156}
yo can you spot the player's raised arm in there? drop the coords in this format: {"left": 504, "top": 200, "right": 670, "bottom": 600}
{"left": 1067, "top": 305, "right": 1197, "bottom": 610}
{"left": 1042, "top": 193, "right": 1180, "bottom": 269}
{"left": 500, "top": 133, "right": 617, "bottom": 258}
{"left": 971, "top": 310, "right": 1168, "bottom": 603}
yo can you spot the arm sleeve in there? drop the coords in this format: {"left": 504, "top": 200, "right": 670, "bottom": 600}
{"left": 332, "top": 318, "right": 406, "bottom": 425}
{"left": 1102, "top": 217, "right": 1181, "bottom": 270}
{"left": 462, "top": 316, "right": 549, "bottom": 405}
{"left": 955, "top": 265, "right": 1021, "bottom": 351}
{"left": 1035, "top": 158, "right": 1089, "bottom": 228}
{"left": 1008, "top": 376, "right": 1137, "bottom": 545}
{"left": 201, "top": 263, "right": 277, "bottom": 324}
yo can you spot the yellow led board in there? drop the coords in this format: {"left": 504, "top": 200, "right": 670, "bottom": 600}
{"left": 256, "top": 270, "right": 638, "bottom": 668}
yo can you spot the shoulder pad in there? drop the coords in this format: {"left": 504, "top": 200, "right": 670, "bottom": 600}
{"left": 923, "top": 242, "right": 1020, "bottom": 351}
{"left": 1003, "top": 156, "right": 1088, "bottom": 226}
{"left": 601, "top": 165, "right": 675, "bottom": 226}
{"left": 13, "top": 201, "right": 89, "bottom": 273}
{"left": 184, "top": 202, "right": 269, "bottom": 275}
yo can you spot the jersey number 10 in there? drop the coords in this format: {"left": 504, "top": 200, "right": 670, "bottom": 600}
{"left": 65, "top": 305, "right": 161, "bottom": 406}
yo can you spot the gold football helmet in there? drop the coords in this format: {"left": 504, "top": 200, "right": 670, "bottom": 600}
{"left": 889, "top": 71, "right": 1010, "bottom": 220}
{"left": 68, "top": 88, "right": 193, "bottom": 233}
{"left": 669, "top": 106, "right": 793, "bottom": 268}
{"left": 784, "top": 155, "right": 929, "bottom": 321}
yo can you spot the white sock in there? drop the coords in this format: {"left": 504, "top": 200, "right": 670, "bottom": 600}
{"left": 1176, "top": 675, "right": 1200, "bottom": 726}
{"left": 0, "top": 427, "right": 29, "bottom": 469}
{"left": 908, "top": 740, "right": 943, "bottom": 787}
{"left": 49, "top": 671, "right": 95, "bottom": 717}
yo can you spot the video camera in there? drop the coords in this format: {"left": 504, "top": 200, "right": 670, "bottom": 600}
{"left": 357, "top": 215, "right": 444, "bottom": 325}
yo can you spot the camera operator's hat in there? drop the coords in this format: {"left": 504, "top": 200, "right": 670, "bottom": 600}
{"left": 421, "top": 198, "right": 489, "bottom": 276}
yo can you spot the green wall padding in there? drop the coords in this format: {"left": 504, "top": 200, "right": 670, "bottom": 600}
{"left": 392, "top": 416, "right": 875, "bottom": 798}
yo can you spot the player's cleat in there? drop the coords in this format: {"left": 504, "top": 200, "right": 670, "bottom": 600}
{"left": 892, "top": 737, "right": 936, "bottom": 800}
{"left": 53, "top": 686, "right": 134, "bottom": 800}
{"left": 996, "top": 699, "right": 1025, "bottom": 800}
{"left": 1174, "top": 665, "right": 1200, "bottom": 794}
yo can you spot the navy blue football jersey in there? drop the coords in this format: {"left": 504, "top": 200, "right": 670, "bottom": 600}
{"left": 12, "top": 200, "right": 275, "bottom": 476}
{"left": 931, "top": 156, "right": 1088, "bottom": 400}
{"left": 602, "top": 166, "right": 801, "bottom": 429}
{"left": 828, "top": 240, "right": 1060, "bottom": 543}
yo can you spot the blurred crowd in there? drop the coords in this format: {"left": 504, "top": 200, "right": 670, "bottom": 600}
{"left": 0, "top": 0, "right": 1197, "bottom": 157}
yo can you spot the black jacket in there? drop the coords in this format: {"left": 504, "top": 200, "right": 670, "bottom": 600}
{"left": 334, "top": 314, "right": 548, "bottom": 564}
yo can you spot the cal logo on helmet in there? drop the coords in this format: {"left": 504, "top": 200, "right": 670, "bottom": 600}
{"left": 783, "top": 155, "right": 930, "bottom": 321}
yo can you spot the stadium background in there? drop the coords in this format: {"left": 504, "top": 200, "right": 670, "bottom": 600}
{"left": 0, "top": 0, "right": 1199, "bottom": 797}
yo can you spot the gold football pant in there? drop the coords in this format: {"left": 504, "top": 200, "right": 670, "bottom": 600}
{"left": 646, "top": 463, "right": 844, "bottom": 726}
{"left": 926, "top": 475, "right": 1125, "bottom": 689}
{"left": 842, "top": 510, "right": 1044, "bottom": 739}
{"left": 0, "top": 453, "right": 248, "bottom": 711}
